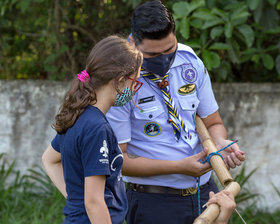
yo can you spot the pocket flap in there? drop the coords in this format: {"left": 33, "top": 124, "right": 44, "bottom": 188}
{"left": 178, "top": 96, "right": 200, "bottom": 111}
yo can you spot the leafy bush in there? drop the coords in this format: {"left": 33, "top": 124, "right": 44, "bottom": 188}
{"left": 172, "top": 0, "right": 280, "bottom": 82}
{"left": 0, "top": 0, "right": 134, "bottom": 80}
{"left": 0, "top": 0, "right": 279, "bottom": 82}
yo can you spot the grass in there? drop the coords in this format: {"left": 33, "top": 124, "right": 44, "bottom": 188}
{"left": 1, "top": 154, "right": 280, "bottom": 223}
{"left": 230, "top": 206, "right": 280, "bottom": 224}
{"left": 228, "top": 165, "right": 280, "bottom": 224}
{"left": 0, "top": 153, "right": 65, "bottom": 224}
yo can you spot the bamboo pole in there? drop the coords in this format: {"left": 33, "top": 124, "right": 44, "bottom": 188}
{"left": 193, "top": 182, "right": 240, "bottom": 224}
{"left": 195, "top": 116, "right": 233, "bottom": 186}
{"left": 193, "top": 116, "right": 241, "bottom": 224}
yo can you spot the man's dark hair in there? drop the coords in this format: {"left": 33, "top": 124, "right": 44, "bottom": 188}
{"left": 131, "top": 0, "right": 176, "bottom": 45}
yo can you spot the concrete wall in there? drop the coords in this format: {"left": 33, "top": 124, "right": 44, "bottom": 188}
{"left": 213, "top": 83, "right": 280, "bottom": 211}
{"left": 1, "top": 81, "right": 280, "bottom": 211}
{"left": 0, "top": 81, "right": 67, "bottom": 173}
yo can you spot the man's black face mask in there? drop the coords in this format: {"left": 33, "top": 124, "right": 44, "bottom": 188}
{"left": 142, "top": 47, "right": 177, "bottom": 76}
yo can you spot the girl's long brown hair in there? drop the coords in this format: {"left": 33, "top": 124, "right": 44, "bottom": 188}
{"left": 52, "top": 35, "right": 143, "bottom": 134}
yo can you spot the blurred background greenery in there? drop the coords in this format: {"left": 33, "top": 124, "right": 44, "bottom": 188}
{"left": 0, "top": 0, "right": 279, "bottom": 82}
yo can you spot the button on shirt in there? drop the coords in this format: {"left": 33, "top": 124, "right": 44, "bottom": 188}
{"left": 106, "top": 43, "right": 218, "bottom": 189}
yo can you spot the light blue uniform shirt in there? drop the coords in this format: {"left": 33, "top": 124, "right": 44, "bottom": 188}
{"left": 106, "top": 43, "right": 218, "bottom": 189}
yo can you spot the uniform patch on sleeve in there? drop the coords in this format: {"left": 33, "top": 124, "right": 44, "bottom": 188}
{"left": 143, "top": 122, "right": 161, "bottom": 137}
{"left": 182, "top": 64, "right": 197, "bottom": 83}
{"left": 99, "top": 140, "right": 109, "bottom": 164}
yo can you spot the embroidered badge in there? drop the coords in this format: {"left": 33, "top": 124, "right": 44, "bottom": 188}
{"left": 143, "top": 122, "right": 161, "bottom": 137}
{"left": 178, "top": 84, "right": 196, "bottom": 95}
{"left": 182, "top": 64, "right": 197, "bottom": 83}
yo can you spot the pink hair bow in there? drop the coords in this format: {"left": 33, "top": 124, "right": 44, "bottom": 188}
{"left": 77, "top": 70, "right": 90, "bottom": 83}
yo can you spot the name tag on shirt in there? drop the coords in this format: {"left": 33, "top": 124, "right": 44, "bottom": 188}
{"left": 138, "top": 96, "right": 155, "bottom": 104}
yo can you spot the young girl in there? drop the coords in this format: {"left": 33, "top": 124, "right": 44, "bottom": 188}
{"left": 42, "top": 35, "right": 143, "bottom": 224}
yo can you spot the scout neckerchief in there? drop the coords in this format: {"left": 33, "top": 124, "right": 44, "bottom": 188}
{"left": 141, "top": 68, "right": 191, "bottom": 141}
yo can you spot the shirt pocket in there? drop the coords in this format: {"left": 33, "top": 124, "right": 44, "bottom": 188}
{"left": 177, "top": 95, "right": 200, "bottom": 130}
{"left": 178, "top": 95, "right": 200, "bottom": 112}
{"left": 133, "top": 102, "right": 166, "bottom": 121}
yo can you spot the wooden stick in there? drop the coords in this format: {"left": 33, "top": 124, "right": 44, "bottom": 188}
{"left": 193, "top": 116, "right": 241, "bottom": 224}
{"left": 193, "top": 182, "right": 240, "bottom": 224}
{"left": 195, "top": 116, "right": 233, "bottom": 186}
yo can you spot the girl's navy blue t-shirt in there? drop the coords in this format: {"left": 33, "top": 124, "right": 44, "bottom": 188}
{"left": 51, "top": 105, "right": 127, "bottom": 224}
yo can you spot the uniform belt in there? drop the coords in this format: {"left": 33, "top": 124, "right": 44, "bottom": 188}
{"left": 126, "top": 181, "right": 209, "bottom": 197}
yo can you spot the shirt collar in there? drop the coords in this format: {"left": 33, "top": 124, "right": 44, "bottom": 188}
{"left": 170, "top": 43, "right": 197, "bottom": 69}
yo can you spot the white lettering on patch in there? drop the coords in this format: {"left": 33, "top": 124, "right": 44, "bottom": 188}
{"left": 99, "top": 158, "right": 109, "bottom": 164}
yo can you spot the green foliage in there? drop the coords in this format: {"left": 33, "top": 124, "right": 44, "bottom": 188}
{"left": 173, "top": 0, "right": 280, "bottom": 82}
{"left": 220, "top": 165, "right": 280, "bottom": 224}
{"left": 0, "top": 0, "right": 134, "bottom": 80}
{"left": 233, "top": 165, "right": 258, "bottom": 204}
{"left": 0, "top": 153, "right": 65, "bottom": 223}
{"left": 0, "top": 0, "right": 279, "bottom": 82}
{"left": 230, "top": 206, "right": 280, "bottom": 224}
{"left": 214, "top": 164, "right": 280, "bottom": 224}
{"left": 1, "top": 153, "right": 280, "bottom": 223}
{"left": 213, "top": 164, "right": 259, "bottom": 205}
{"left": 271, "top": 181, "right": 280, "bottom": 198}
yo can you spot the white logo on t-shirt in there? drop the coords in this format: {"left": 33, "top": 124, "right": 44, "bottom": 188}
{"left": 110, "top": 154, "right": 123, "bottom": 171}
{"left": 100, "top": 140, "right": 109, "bottom": 158}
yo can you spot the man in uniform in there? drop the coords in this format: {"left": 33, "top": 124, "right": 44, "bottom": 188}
{"left": 107, "top": 1, "right": 245, "bottom": 223}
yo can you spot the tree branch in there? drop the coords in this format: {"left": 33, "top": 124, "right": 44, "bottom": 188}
{"left": 65, "top": 24, "right": 96, "bottom": 42}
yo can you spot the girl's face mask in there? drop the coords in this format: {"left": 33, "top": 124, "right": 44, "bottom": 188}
{"left": 114, "top": 87, "right": 133, "bottom": 107}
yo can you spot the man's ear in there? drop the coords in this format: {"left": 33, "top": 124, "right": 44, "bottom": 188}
{"left": 129, "top": 35, "right": 136, "bottom": 47}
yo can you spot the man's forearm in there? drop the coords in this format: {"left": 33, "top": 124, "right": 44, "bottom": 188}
{"left": 207, "top": 123, "right": 228, "bottom": 146}
{"left": 122, "top": 150, "right": 211, "bottom": 177}
{"left": 201, "top": 111, "right": 228, "bottom": 146}
{"left": 122, "top": 152, "right": 180, "bottom": 176}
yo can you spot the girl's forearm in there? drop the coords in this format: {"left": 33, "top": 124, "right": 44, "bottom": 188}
{"left": 85, "top": 200, "right": 111, "bottom": 224}
{"left": 43, "top": 161, "right": 67, "bottom": 197}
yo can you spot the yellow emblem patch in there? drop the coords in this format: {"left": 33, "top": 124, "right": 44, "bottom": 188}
{"left": 178, "top": 84, "right": 196, "bottom": 95}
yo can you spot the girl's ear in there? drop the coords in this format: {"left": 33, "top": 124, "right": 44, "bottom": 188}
{"left": 116, "top": 76, "right": 126, "bottom": 88}
{"left": 112, "top": 76, "right": 124, "bottom": 87}
{"left": 112, "top": 76, "right": 125, "bottom": 94}
{"left": 118, "top": 76, "right": 125, "bottom": 83}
